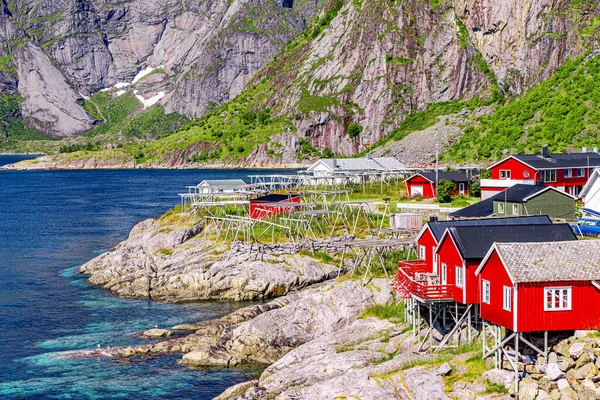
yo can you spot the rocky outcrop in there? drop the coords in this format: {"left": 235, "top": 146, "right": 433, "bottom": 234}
{"left": 14, "top": 42, "right": 94, "bottom": 137}
{"left": 78, "top": 213, "right": 342, "bottom": 301}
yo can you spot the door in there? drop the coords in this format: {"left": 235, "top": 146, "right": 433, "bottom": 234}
{"left": 441, "top": 263, "right": 447, "bottom": 285}
{"left": 459, "top": 183, "right": 465, "bottom": 194}
{"left": 411, "top": 185, "right": 423, "bottom": 197}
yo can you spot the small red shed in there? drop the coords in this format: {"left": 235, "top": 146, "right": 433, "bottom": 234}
{"left": 405, "top": 171, "right": 470, "bottom": 198}
{"left": 476, "top": 240, "right": 600, "bottom": 332}
{"left": 249, "top": 194, "right": 301, "bottom": 219}
{"left": 435, "top": 224, "right": 576, "bottom": 305}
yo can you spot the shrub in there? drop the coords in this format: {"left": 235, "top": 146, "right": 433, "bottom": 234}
{"left": 321, "top": 147, "right": 334, "bottom": 158}
{"left": 436, "top": 180, "right": 456, "bottom": 203}
{"left": 348, "top": 122, "right": 363, "bottom": 138}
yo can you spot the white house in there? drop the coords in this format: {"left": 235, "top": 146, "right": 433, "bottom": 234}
{"left": 197, "top": 179, "right": 247, "bottom": 194}
{"left": 304, "top": 156, "right": 406, "bottom": 185}
{"left": 580, "top": 168, "right": 600, "bottom": 215}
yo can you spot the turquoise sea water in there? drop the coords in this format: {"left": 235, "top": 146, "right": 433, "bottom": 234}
{"left": 0, "top": 157, "right": 291, "bottom": 398}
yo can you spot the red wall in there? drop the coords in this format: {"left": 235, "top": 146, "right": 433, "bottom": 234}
{"left": 406, "top": 176, "right": 436, "bottom": 198}
{"left": 417, "top": 228, "right": 438, "bottom": 274}
{"left": 517, "top": 281, "right": 600, "bottom": 332}
{"left": 478, "top": 251, "right": 515, "bottom": 331}
{"left": 249, "top": 196, "right": 300, "bottom": 219}
{"left": 436, "top": 235, "right": 482, "bottom": 304}
{"left": 491, "top": 158, "right": 537, "bottom": 180}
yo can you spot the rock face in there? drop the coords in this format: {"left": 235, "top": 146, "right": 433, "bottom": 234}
{"left": 78, "top": 213, "right": 342, "bottom": 301}
{"left": 1, "top": 0, "right": 325, "bottom": 136}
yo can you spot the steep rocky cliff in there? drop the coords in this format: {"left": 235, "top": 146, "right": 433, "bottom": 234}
{"left": 0, "top": 0, "right": 324, "bottom": 136}
{"left": 2, "top": 0, "right": 600, "bottom": 165}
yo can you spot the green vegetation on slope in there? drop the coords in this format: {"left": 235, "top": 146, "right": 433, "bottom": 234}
{"left": 0, "top": 93, "right": 56, "bottom": 141}
{"left": 443, "top": 55, "right": 600, "bottom": 162}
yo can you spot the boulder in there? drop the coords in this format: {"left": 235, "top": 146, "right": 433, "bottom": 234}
{"left": 546, "top": 363, "right": 566, "bottom": 381}
{"left": 537, "top": 377, "right": 557, "bottom": 393}
{"left": 548, "top": 352, "right": 559, "bottom": 364}
{"left": 536, "top": 389, "right": 551, "bottom": 400}
{"left": 518, "top": 378, "right": 539, "bottom": 400}
{"left": 568, "top": 342, "right": 585, "bottom": 359}
{"left": 556, "top": 379, "right": 570, "bottom": 390}
{"left": 575, "top": 351, "right": 593, "bottom": 369}
{"left": 550, "top": 389, "right": 560, "bottom": 400}
{"left": 565, "top": 369, "right": 579, "bottom": 390}
{"left": 554, "top": 340, "right": 571, "bottom": 357}
{"left": 559, "top": 357, "right": 574, "bottom": 372}
{"left": 574, "top": 330, "right": 594, "bottom": 339}
{"left": 577, "top": 379, "right": 596, "bottom": 400}
{"left": 482, "top": 369, "right": 515, "bottom": 388}
{"left": 438, "top": 362, "right": 452, "bottom": 376}
{"left": 142, "top": 328, "right": 173, "bottom": 338}
{"left": 573, "top": 362, "right": 596, "bottom": 380}
{"left": 558, "top": 387, "right": 577, "bottom": 400}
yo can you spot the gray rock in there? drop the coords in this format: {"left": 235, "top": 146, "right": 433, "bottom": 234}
{"left": 577, "top": 379, "right": 596, "bottom": 400}
{"left": 559, "top": 357, "right": 574, "bottom": 372}
{"left": 548, "top": 352, "right": 559, "bottom": 364}
{"left": 546, "top": 362, "right": 566, "bottom": 381}
{"left": 438, "top": 362, "right": 452, "bottom": 376}
{"left": 556, "top": 379, "right": 570, "bottom": 390}
{"left": 536, "top": 389, "right": 551, "bottom": 400}
{"left": 568, "top": 342, "right": 585, "bottom": 359}
{"left": 558, "top": 386, "right": 578, "bottom": 400}
{"left": 518, "top": 378, "right": 538, "bottom": 400}
{"left": 142, "top": 328, "right": 173, "bottom": 338}
{"left": 482, "top": 369, "right": 515, "bottom": 389}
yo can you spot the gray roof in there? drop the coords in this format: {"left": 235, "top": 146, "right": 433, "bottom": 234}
{"left": 316, "top": 157, "right": 405, "bottom": 171}
{"left": 198, "top": 179, "right": 247, "bottom": 187}
{"left": 513, "top": 152, "right": 600, "bottom": 169}
{"left": 417, "top": 171, "right": 470, "bottom": 184}
{"left": 492, "top": 240, "right": 600, "bottom": 283}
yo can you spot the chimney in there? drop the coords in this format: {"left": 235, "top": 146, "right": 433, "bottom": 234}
{"left": 367, "top": 153, "right": 372, "bottom": 160}
{"left": 332, "top": 159, "right": 337, "bottom": 169}
{"left": 541, "top": 146, "right": 549, "bottom": 158}
{"left": 430, "top": 216, "right": 438, "bottom": 222}
{"left": 583, "top": 146, "right": 588, "bottom": 153}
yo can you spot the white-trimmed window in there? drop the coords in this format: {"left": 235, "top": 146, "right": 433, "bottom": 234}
{"left": 499, "top": 170, "right": 511, "bottom": 179}
{"left": 498, "top": 202, "right": 505, "bottom": 214}
{"left": 482, "top": 280, "right": 490, "bottom": 304}
{"left": 503, "top": 286, "right": 512, "bottom": 311}
{"left": 544, "top": 287, "right": 572, "bottom": 311}
{"left": 577, "top": 168, "right": 585, "bottom": 177}
{"left": 456, "top": 266, "right": 463, "bottom": 288}
{"left": 441, "top": 263, "right": 447, "bottom": 285}
{"left": 419, "top": 245, "right": 426, "bottom": 260}
{"left": 542, "top": 170, "right": 557, "bottom": 182}
{"left": 459, "top": 183, "right": 465, "bottom": 193}
{"left": 564, "top": 169, "right": 573, "bottom": 178}
{"left": 432, "top": 247, "right": 437, "bottom": 269}
{"left": 512, "top": 204, "right": 519, "bottom": 215}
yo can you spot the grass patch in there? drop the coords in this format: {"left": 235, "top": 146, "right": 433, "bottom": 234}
{"left": 359, "top": 301, "right": 405, "bottom": 323}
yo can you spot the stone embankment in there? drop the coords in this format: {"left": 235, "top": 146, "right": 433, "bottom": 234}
{"left": 78, "top": 214, "right": 346, "bottom": 302}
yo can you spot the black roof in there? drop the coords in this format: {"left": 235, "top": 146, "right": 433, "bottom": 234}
{"left": 251, "top": 194, "right": 298, "bottom": 202}
{"left": 425, "top": 215, "right": 552, "bottom": 241}
{"left": 512, "top": 152, "right": 600, "bottom": 169}
{"left": 446, "top": 224, "right": 577, "bottom": 259}
{"left": 418, "top": 171, "right": 470, "bottom": 184}
{"left": 448, "top": 184, "right": 568, "bottom": 218}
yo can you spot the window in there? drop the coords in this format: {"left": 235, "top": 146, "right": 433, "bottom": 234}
{"left": 499, "top": 170, "right": 511, "bottom": 179}
{"left": 512, "top": 204, "right": 519, "bottom": 215}
{"left": 456, "top": 266, "right": 463, "bottom": 288}
{"left": 541, "top": 170, "right": 556, "bottom": 182}
{"left": 564, "top": 169, "right": 572, "bottom": 178}
{"left": 577, "top": 168, "right": 585, "bottom": 177}
{"left": 544, "top": 287, "right": 572, "bottom": 311}
{"left": 441, "top": 263, "right": 447, "bottom": 285}
{"left": 503, "top": 286, "right": 512, "bottom": 311}
{"left": 498, "top": 202, "right": 505, "bottom": 214}
{"left": 482, "top": 280, "right": 490, "bottom": 304}
{"left": 459, "top": 183, "right": 465, "bottom": 193}
{"left": 432, "top": 247, "right": 437, "bottom": 269}
{"left": 419, "top": 245, "right": 425, "bottom": 260}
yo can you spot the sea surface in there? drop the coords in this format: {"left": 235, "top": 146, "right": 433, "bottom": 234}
{"left": 0, "top": 156, "right": 295, "bottom": 399}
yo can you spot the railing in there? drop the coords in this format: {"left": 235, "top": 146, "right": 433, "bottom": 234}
{"left": 393, "top": 260, "right": 454, "bottom": 301}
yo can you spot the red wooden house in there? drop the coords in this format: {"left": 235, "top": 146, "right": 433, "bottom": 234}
{"left": 434, "top": 224, "right": 576, "bottom": 304}
{"left": 405, "top": 172, "right": 470, "bottom": 198}
{"left": 394, "top": 216, "right": 553, "bottom": 301}
{"left": 476, "top": 240, "right": 600, "bottom": 332}
{"left": 249, "top": 194, "right": 301, "bottom": 219}
{"left": 481, "top": 147, "right": 600, "bottom": 199}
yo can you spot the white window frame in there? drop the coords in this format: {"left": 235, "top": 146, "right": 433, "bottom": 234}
{"left": 503, "top": 286, "right": 512, "bottom": 311}
{"left": 577, "top": 168, "right": 585, "bottom": 177}
{"left": 512, "top": 204, "right": 519, "bottom": 215}
{"left": 499, "top": 170, "right": 511, "bottom": 179}
{"left": 432, "top": 247, "right": 437, "bottom": 269}
{"left": 564, "top": 169, "right": 572, "bottom": 178}
{"left": 441, "top": 263, "right": 447, "bottom": 285}
{"left": 456, "top": 266, "right": 463, "bottom": 288}
{"left": 459, "top": 183, "right": 465, "bottom": 193}
{"left": 482, "top": 280, "right": 490, "bottom": 304}
{"left": 498, "top": 202, "right": 505, "bottom": 214}
{"left": 542, "top": 169, "right": 557, "bottom": 182}
{"left": 419, "top": 245, "right": 426, "bottom": 260}
{"left": 544, "top": 287, "right": 572, "bottom": 311}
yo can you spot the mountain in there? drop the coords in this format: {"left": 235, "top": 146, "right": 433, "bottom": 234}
{"left": 2, "top": 0, "right": 600, "bottom": 167}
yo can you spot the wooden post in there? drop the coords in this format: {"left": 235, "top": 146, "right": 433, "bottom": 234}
{"left": 482, "top": 321, "right": 486, "bottom": 359}
{"left": 467, "top": 307, "right": 472, "bottom": 344}
{"left": 429, "top": 303, "right": 433, "bottom": 348}
{"left": 544, "top": 331, "right": 548, "bottom": 364}
{"left": 515, "top": 333, "right": 520, "bottom": 396}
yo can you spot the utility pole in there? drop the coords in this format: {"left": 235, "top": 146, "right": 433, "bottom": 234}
{"left": 435, "top": 145, "right": 439, "bottom": 200}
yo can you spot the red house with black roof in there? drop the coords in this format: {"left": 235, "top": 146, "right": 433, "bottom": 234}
{"left": 394, "top": 216, "right": 553, "bottom": 301}
{"left": 481, "top": 147, "right": 600, "bottom": 199}
{"left": 476, "top": 240, "right": 600, "bottom": 332}
{"left": 434, "top": 224, "right": 576, "bottom": 304}
{"left": 249, "top": 194, "right": 301, "bottom": 219}
{"left": 405, "top": 171, "right": 470, "bottom": 198}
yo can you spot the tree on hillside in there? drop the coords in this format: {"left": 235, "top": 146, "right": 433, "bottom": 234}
{"left": 436, "top": 180, "right": 456, "bottom": 203}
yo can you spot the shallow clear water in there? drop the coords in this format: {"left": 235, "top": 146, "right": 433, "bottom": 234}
{"left": 0, "top": 157, "right": 294, "bottom": 398}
